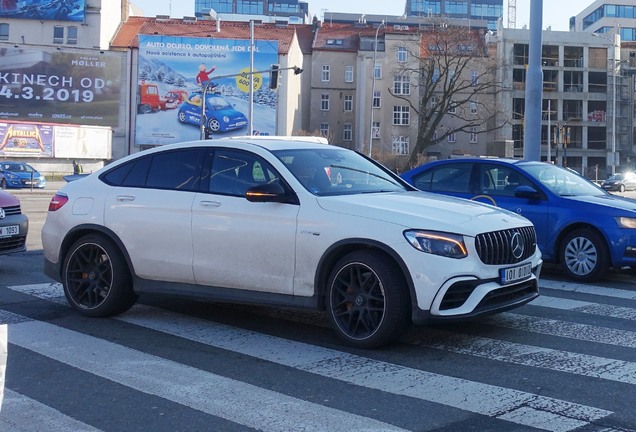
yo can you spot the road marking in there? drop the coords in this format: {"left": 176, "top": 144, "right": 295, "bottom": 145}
{"left": 531, "top": 296, "right": 636, "bottom": 321}
{"left": 0, "top": 389, "right": 102, "bottom": 432}
{"left": 6, "top": 283, "right": 615, "bottom": 431}
{"left": 540, "top": 280, "right": 636, "bottom": 300}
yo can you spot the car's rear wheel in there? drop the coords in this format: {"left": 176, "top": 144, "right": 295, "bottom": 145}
{"left": 139, "top": 104, "right": 152, "bottom": 114}
{"left": 559, "top": 228, "right": 608, "bottom": 282}
{"left": 326, "top": 250, "right": 410, "bottom": 348}
{"left": 620, "top": 184, "right": 626, "bottom": 193}
{"left": 208, "top": 118, "right": 221, "bottom": 132}
{"left": 0, "top": 179, "right": 6, "bottom": 189}
{"left": 178, "top": 111, "right": 187, "bottom": 123}
{"left": 62, "top": 234, "right": 137, "bottom": 317}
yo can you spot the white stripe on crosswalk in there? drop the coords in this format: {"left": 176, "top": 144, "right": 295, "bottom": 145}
{"left": 118, "top": 306, "right": 611, "bottom": 432}
{"left": 531, "top": 296, "right": 636, "bottom": 321}
{"left": 7, "top": 283, "right": 615, "bottom": 431}
{"left": 540, "top": 279, "right": 636, "bottom": 300}
{"left": 0, "top": 389, "right": 102, "bottom": 432}
{"left": 8, "top": 320, "right": 408, "bottom": 432}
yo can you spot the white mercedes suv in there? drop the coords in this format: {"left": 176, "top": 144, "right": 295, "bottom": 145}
{"left": 42, "top": 137, "right": 542, "bottom": 348}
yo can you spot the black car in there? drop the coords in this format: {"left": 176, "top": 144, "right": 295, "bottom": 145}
{"left": 601, "top": 173, "right": 636, "bottom": 192}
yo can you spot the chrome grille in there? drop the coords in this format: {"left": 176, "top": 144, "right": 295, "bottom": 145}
{"left": 475, "top": 226, "right": 536, "bottom": 265}
{"left": 1, "top": 205, "right": 21, "bottom": 216}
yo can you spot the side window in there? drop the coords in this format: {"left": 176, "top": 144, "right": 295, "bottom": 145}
{"left": 411, "top": 170, "right": 433, "bottom": 191}
{"left": 146, "top": 149, "right": 204, "bottom": 191}
{"left": 208, "top": 149, "right": 280, "bottom": 197}
{"left": 101, "top": 157, "right": 150, "bottom": 188}
{"left": 479, "top": 164, "right": 530, "bottom": 196}
{"left": 429, "top": 164, "right": 472, "bottom": 193}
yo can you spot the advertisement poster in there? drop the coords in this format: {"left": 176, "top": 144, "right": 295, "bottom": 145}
{"left": 0, "top": 121, "right": 53, "bottom": 157}
{"left": 0, "top": 46, "right": 124, "bottom": 127}
{"left": 136, "top": 34, "right": 279, "bottom": 146}
{"left": 0, "top": 120, "right": 111, "bottom": 159}
{"left": 0, "top": 0, "right": 85, "bottom": 21}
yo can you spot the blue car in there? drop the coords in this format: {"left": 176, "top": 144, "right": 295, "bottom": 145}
{"left": 401, "top": 158, "right": 636, "bottom": 282}
{"left": 0, "top": 161, "right": 46, "bottom": 189}
{"left": 177, "top": 92, "right": 248, "bottom": 133}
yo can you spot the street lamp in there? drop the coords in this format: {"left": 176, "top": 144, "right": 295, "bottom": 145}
{"left": 368, "top": 20, "right": 385, "bottom": 157}
{"left": 593, "top": 30, "right": 620, "bottom": 175}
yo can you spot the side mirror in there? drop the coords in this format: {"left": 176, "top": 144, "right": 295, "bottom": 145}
{"left": 514, "top": 185, "right": 541, "bottom": 200}
{"left": 245, "top": 182, "right": 295, "bottom": 204}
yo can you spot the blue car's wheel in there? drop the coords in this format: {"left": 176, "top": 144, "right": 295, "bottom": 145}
{"left": 0, "top": 179, "right": 5, "bottom": 189}
{"left": 178, "top": 111, "right": 187, "bottom": 123}
{"left": 560, "top": 228, "right": 609, "bottom": 282}
{"left": 208, "top": 118, "right": 221, "bottom": 132}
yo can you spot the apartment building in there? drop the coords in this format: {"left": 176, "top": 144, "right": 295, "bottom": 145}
{"left": 570, "top": 0, "right": 636, "bottom": 42}
{"left": 194, "top": 0, "right": 310, "bottom": 24}
{"left": 496, "top": 25, "right": 633, "bottom": 177}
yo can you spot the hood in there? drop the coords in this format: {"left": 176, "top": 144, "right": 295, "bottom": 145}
{"left": 564, "top": 194, "right": 636, "bottom": 213}
{"left": 317, "top": 191, "right": 532, "bottom": 237}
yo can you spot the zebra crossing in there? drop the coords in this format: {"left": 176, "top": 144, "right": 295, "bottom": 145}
{"left": 1, "top": 280, "right": 636, "bottom": 431}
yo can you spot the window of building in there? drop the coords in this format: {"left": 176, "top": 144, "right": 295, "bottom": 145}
{"left": 373, "top": 63, "right": 382, "bottom": 79}
{"left": 392, "top": 136, "right": 409, "bottom": 155}
{"left": 269, "top": 2, "right": 300, "bottom": 13}
{"left": 372, "top": 90, "right": 381, "bottom": 108}
{"left": 448, "top": 132, "right": 456, "bottom": 143}
{"left": 397, "top": 47, "right": 408, "bottom": 63}
{"left": 411, "top": 0, "right": 441, "bottom": 15}
{"left": 236, "top": 0, "right": 263, "bottom": 14}
{"left": 470, "top": 101, "right": 478, "bottom": 114}
{"left": 343, "top": 123, "right": 352, "bottom": 141}
{"left": 446, "top": 0, "right": 468, "bottom": 15}
{"left": 207, "top": 0, "right": 233, "bottom": 13}
{"left": 67, "top": 26, "right": 78, "bottom": 44}
{"left": 344, "top": 95, "right": 353, "bottom": 112}
{"left": 321, "top": 65, "right": 330, "bottom": 82}
{"left": 448, "top": 103, "right": 456, "bottom": 114}
{"left": 321, "top": 94, "right": 330, "bottom": 111}
{"left": 53, "top": 26, "right": 64, "bottom": 44}
{"left": 393, "top": 106, "right": 410, "bottom": 125}
{"left": 372, "top": 121, "right": 380, "bottom": 139}
{"left": 393, "top": 75, "right": 410, "bottom": 95}
{"left": 471, "top": 70, "right": 479, "bottom": 86}
{"left": 0, "top": 23, "right": 8, "bottom": 41}
{"left": 470, "top": 127, "right": 478, "bottom": 143}
{"left": 345, "top": 66, "right": 354, "bottom": 83}
{"left": 320, "top": 123, "right": 329, "bottom": 137}
{"left": 432, "top": 68, "right": 439, "bottom": 83}
{"left": 326, "top": 39, "right": 344, "bottom": 45}
{"left": 431, "top": 95, "right": 439, "bottom": 111}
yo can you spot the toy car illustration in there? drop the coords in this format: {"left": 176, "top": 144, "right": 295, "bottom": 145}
{"left": 177, "top": 91, "right": 248, "bottom": 133}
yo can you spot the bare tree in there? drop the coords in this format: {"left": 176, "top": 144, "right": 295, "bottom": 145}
{"left": 388, "top": 22, "right": 508, "bottom": 169}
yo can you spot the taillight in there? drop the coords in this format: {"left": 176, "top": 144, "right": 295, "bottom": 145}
{"left": 48, "top": 193, "right": 69, "bottom": 211}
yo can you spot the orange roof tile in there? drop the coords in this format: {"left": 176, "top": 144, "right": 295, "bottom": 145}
{"left": 111, "top": 17, "right": 315, "bottom": 55}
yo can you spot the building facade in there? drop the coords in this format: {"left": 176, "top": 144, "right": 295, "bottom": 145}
{"left": 194, "top": 0, "right": 310, "bottom": 24}
{"left": 570, "top": 0, "right": 636, "bottom": 42}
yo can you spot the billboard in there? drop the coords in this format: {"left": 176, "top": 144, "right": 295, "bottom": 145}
{"left": 0, "top": 45, "right": 124, "bottom": 127}
{"left": 0, "top": 0, "right": 85, "bottom": 21}
{"left": 136, "top": 34, "right": 279, "bottom": 146}
{"left": 0, "top": 120, "right": 111, "bottom": 159}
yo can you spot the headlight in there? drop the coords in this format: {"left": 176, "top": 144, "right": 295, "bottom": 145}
{"left": 616, "top": 217, "right": 636, "bottom": 229}
{"left": 404, "top": 230, "right": 468, "bottom": 259}
{"left": 223, "top": 116, "right": 230, "bottom": 123}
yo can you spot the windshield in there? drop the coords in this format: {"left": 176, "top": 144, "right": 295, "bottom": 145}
{"left": 521, "top": 163, "right": 605, "bottom": 196}
{"left": 608, "top": 174, "right": 625, "bottom": 181}
{"left": 208, "top": 97, "right": 233, "bottom": 110}
{"left": 273, "top": 148, "right": 407, "bottom": 196}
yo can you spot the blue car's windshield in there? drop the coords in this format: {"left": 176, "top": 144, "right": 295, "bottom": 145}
{"left": 273, "top": 148, "right": 407, "bottom": 196}
{"left": 521, "top": 163, "right": 605, "bottom": 196}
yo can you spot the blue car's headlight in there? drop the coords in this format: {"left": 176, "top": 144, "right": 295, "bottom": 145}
{"left": 616, "top": 217, "right": 636, "bottom": 229}
{"left": 223, "top": 116, "right": 230, "bottom": 123}
{"left": 404, "top": 230, "right": 468, "bottom": 259}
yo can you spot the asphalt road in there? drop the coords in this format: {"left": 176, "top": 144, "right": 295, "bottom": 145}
{"left": 3, "top": 183, "right": 636, "bottom": 431}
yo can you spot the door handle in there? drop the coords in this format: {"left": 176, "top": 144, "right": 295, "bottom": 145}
{"left": 116, "top": 195, "right": 136, "bottom": 202}
{"left": 200, "top": 200, "right": 222, "bottom": 207}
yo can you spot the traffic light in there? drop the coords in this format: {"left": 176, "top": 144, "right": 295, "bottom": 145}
{"left": 269, "top": 64, "right": 281, "bottom": 90}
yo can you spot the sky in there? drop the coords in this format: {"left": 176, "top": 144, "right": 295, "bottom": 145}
{"left": 130, "top": 1, "right": 594, "bottom": 32}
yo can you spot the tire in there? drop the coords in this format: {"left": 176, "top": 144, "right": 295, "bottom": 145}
{"left": 326, "top": 250, "right": 410, "bottom": 348}
{"left": 559, "top": 228, "right": 609, "bottom": 282}
{"left": 208, "top": 118, "right": 221, "bottom": 132}
{"left": 620, "top": 184, "right": 625, "bottom": 193}
{"left": 139, "top": 104, "right": 152, "bottom": 114}
{"left": 178, "top": 111, "right": 187, "bottom": 123}
{"left": 0, "top": 179, "right": 6, "bottom": 189}
{"left": 62, "top": 234, "right": 137, "bottom": 317}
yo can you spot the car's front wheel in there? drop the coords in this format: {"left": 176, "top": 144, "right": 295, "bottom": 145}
{"left": 559, "top": 228, "right": 609, "bottom": 282}
{"left": 620, "top": 184, "right": 626, "bottom": 193}
{"left": 208, "top": 118, "right": 221, "bottom": 132}
{"left": 0, "top": 179, "right": 6, "bottom": 189}
{"left": 178, "top": 111, "right": 187, "bottom": 123}
{"left": 326, "top": 250, "right": 410, "bottom": 348}
{"left": 62, "top": 234, "right": 138, "bottom": 317}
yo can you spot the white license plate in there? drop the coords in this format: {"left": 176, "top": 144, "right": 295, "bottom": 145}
{"left": 500, "top": 262, "right": 532, "bottom": 284}
{"left": 0, "top": 225, "right": 19, "bottom": 237}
